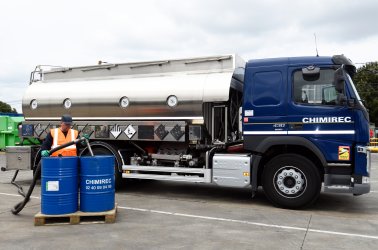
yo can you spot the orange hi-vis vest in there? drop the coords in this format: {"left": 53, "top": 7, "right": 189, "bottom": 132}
{"left": 50, "top": 128, "right": 78, "bottom": 157}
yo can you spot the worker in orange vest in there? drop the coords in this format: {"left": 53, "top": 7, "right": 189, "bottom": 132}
{"left": 40, "top": 114, "right": 88, "bottom": 157}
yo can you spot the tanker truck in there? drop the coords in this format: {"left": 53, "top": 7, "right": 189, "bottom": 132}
{"left": 13, "top": 54, "right": 371, "bottom": 208}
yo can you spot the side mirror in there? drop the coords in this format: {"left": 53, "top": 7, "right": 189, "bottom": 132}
{"left": 334, "top": 67, "right": 345, "bottom": 93}
{"left": 337, "top": 93, "right": 347, "bottom": 106}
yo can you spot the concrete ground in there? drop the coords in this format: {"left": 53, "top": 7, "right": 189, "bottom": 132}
{"left": 1, "top": 152, "right": 378, "bottom": 250}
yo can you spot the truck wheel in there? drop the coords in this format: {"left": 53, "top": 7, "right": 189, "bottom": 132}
{"left": 80, "top": 142, "right": 125, "bottom": 190}
{"left": 262, "top": 154, "right": 321, "bottom": 209}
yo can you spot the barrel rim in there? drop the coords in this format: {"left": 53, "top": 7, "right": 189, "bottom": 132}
{"left": 79, "top": 155, "right": 115, "bottom": 159}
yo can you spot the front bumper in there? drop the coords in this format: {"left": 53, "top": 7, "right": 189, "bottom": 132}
{"left": 353, "top": 182, "right": 371, "bottom": 195}
{"left": 324, "top": 146, "right": 371, "bottom": 195}
{"left": 323, "top": 174, "right": 371, "bottom": 195}
{"left": 323, "top": 181, "right": 370, "bottom": 194}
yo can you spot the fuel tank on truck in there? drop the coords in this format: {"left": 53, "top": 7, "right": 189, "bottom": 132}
{"left": 22, "top": 54, "right": 245, "bottom": 121}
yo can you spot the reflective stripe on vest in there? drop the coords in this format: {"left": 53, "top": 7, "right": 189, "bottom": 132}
{"left": 50, "top": 128, "right": 78, "bottom": 157}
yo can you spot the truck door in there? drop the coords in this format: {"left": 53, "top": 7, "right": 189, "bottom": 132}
{"left": 243, "top": 65, "right": 288, "bottom": 139}
{"left": 286, "top": 66, "right": 355, "bottom": 162}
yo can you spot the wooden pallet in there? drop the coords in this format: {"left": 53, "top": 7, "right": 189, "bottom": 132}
{"left": 34, "top": 205, "right": 117, "bottom": 226}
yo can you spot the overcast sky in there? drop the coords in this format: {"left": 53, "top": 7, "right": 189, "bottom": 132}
{"left": 1, "top": 0, "right": 378, "bottom": 113}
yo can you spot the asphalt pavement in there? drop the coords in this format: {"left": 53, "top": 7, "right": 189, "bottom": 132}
{"left": 1, "top": 152, "right": 378, "bottom": 250}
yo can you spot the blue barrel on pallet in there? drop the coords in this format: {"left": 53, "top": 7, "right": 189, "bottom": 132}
{"left": 41, "top": 156, "right": 79, "bottom": 215}
{"left": 80, "top": 156, "right": 115, "bottom": 212}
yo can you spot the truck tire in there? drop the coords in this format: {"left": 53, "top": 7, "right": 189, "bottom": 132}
{"left": 262, "top": 154, "right": 321, "bottom": 209}
{"left": 80, "top": 142, "right": 125, "bottom": 190}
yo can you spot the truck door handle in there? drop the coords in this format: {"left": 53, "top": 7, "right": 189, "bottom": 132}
{"left": 291, "top": 124, "right": 303, "bottom": 130}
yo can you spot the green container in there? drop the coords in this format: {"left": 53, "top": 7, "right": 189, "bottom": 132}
{"left": 0, "top": 115, "right": 25, "bottom": 150}
{"left": 0, "top": 133, "right": 5, "bottom": 149}
{"left": 8, "top": 116, "right": 24, "bottom": 135}
{"left": 0, "top": 116, "right": 8, "bottom": 131}
{"left": 0, "top": 131, "right": 19, "bottom": 150}
{"left": 21, "top": 137, "right": 40, "bottom": 146}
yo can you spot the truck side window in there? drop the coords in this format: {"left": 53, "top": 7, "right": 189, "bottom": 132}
{"left": 293, "top": 69, "right": 337, "bottom": 105}
{"left": 252, "top": 71, "right": 283, "bottom": 106}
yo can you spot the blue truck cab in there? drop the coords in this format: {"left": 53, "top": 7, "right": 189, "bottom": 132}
{"left": 242, "top": 55, "right": 370, "bottom": 208}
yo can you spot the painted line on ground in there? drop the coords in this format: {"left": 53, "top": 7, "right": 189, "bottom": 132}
{"left": 117, "top": 205, "right": 378, "bottom": 240}
{"left": 1, "top": 192, "right": 378, "bottom": 240}
{"left": 0, "top": 192, "right": 39, "bottom": 199}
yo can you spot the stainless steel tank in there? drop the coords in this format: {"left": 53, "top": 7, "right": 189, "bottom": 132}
{"left": 22, "top": 54, "right": 245, "bottom": 121}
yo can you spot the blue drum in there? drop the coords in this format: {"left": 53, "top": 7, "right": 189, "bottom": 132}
{"left": 79, "top": 156, "right": 115, "bottom": 212}
{"left": 41, "top": 157, "right": 79, "bottom": 215}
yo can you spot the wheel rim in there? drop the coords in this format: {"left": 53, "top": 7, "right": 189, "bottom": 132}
{"left": 273, "top": 166, "right": 307, "bottom": 198}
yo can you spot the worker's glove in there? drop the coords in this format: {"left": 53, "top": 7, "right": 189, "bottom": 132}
{"left": 41, "top": 150, "right": 50, "bottom": 157}
{"left": 80, "top": 134, "right": 90, "bottom": 146}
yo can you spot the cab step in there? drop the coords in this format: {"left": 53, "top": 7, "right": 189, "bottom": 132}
{"left": 324, "top": 185, "right": 352, "bottom": 193}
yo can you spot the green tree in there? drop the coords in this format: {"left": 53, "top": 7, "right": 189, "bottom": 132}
{"left": 0, "top": 100, "right": 17, "bottom": 113}
{"left": 353, "top": 62, "right": 378, "bottom": 126}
